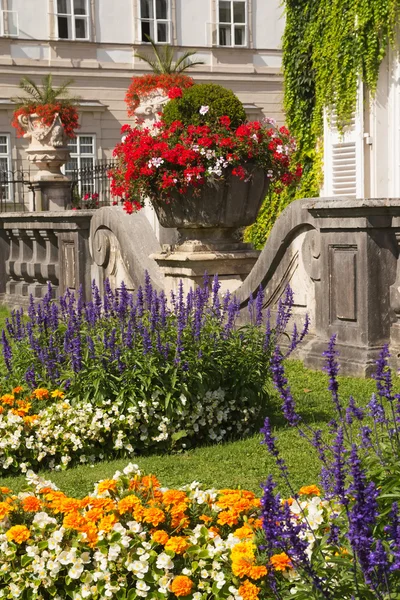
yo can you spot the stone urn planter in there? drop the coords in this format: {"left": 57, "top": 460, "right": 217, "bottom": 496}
{"left": 18, "top": 112, "right": 70, "bottom": 181}
{"left": 151, "top": 167, "right": 269, "bottom": 253}
{"left": 150, "top": 167, "right": 268, "bottom": 295}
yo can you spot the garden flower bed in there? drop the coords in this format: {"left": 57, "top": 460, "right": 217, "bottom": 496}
{"left": 0, "top": 277, "right": 307, "bottom": 475}
{"left": 0, "top": 462, "right": 330, "bottom": 600}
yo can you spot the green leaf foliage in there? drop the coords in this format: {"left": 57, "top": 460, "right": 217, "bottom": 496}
{"left": 247, "top": 0, "right": 399, "bottom": 248}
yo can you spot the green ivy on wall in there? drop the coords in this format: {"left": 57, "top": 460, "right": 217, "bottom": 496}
{"left": 246, "top": 0, "right": 399, "bottom": 249}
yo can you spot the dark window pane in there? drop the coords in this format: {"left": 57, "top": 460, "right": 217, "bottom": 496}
{"left": 58, "top": 16, "right": 70, "bottom": 38}
{"left": 74, "top": 0, "right": 87, "bottom": 15}
{"left": 80, "top": 137, "right": 94, "bottom": 154}
{"left": 0, "top": 136, "right": 8, "bottom": 154}
{"left": 219, "top": 1, "right": 231, "bottom": 23}
{"left": 157, "top": 22, "right": 167, "bottom": 42}
{"left": 141, "top": 0, "right": 153, "bottom": 19}
{"left": 156, "top": 0, "right": 167, "bottom": 19}
{"left": 234, "top": 25, "right": 245, "bottom": 45}
{"left": 57, "top": 0, "right": 69, "bottom": 14}
{"left": 233, "top": 2, "right": 245, "bottom": 23}
{"left": 141, "top": 20, "right": 151, "bottom": 41}
{"left": 65, "top": 157, "right": 78, "bottom": 173}
{"left": 75, "top": 18, "right": 87, "bottom": 38}
{"left": 219, "top": 25, "right": 230, "bottom": 45}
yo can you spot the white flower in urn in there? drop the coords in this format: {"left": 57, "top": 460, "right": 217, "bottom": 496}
{"left": 199, "top": 105, "right": 209, "bottom": 115}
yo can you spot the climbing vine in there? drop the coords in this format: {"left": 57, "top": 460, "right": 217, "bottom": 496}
{"left": 246, "top": 0, "right": 399, "bottom": 249}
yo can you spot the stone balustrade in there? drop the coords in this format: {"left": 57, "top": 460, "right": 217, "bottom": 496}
{"left": 1, "top": 199, "right": 400, "bottom": 376}
{"left": 0, "top": 211, "right": 94, "bottom": 308}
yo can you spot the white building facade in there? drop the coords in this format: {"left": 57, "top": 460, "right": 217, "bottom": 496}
{"left": 0, "top": 0, "right": 285, "bottom": 185}
{"left": 323, "top": 51, "right": 400, "bottom": 199}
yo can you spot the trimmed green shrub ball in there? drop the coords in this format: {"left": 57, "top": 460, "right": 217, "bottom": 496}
{"left": 162, "top": 83, "right": 246, "bottom": 129}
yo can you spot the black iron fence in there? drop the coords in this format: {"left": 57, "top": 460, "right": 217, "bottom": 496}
{"left": 69, "top": 159, "right": 117, "bottom": 209}
{"left": 0, "top": 160, "right": 119, "bottom": 212}
{"left": 0, "top": 169, "right": 35, "bottom": 212}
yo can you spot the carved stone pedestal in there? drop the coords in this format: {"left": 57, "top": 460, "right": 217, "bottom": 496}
{"left": 152, "top": 245, "right": 259, "bottom": 297}
{"left": 31, "top": 179, "right": 72, "bottom": 211}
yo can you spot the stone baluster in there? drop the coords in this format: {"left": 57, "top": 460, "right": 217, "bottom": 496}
{"left": 39, "top": 229, "right": 59, "bottom": 291}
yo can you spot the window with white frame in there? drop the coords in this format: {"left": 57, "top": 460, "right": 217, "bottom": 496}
{"left": 0, "top": 134, "right": 11, "bottom": 202}
{"left": 56, "top": 0, "right": 89, "bottom": 40}
{"left": 140, "top": 0, "right": 170, "bottom": 43}
{"left": 218, "top": 0, "right": 247, "bottom": 47}
{"left": 0, "top": 0, "right": 19, "bottom": 38}
{"left": 65, "top": 135, "right": 96, "bottom": 196}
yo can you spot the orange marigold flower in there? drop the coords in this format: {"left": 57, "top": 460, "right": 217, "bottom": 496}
{"left": 1, "top": 394, "right": 14, "bottom": 405}
{"left": 163, "top": 490, "right": 189, "bottom": 506}
{"left": 12, "top": 386, "right": 24, "bottom": 394}
{"left": 0, "top": 407, "right": 4, "bottom": 414}
{"left": 217, "top": 509, "right": 240, "bottom": 526}
{"left": 51, "top": 389, "right": 65, "bottom": 398}
{"left": 98, "top": 514, "right": 118, "bottom": 533}
{"left": 234, "top": 524, "right": 254, "bottom": 539}
{"left": 118, "top": 494, "right": 141, "bottom": 514}
{"left": 80, "top": 522, "right": 98, "bottom": 547}
{"left": 0, "top": 487, "right": 11, "bottom": 495}
{"left": 6, "top": 525, "right": 30, "bottom": 544}
{"left": 270, "top": 552, "right": 292, "bottom": 571}
{"left": 249, "top": 518, "right": 262, "bottom": 529}
{"left": 0, "top": 501, "right": 12, "bottom": 520}
{"left": 232, "top": 557, "right": 253, "bottom": 578}
{"left": 170, "top": 575, "right": 193, "bottom": 597}
{"left": 24, "top": 415, "right": 39, "bottom": 425}
{"left": 209, "top": 526, "right": 220, "bottom": 536}
{"left": 165, "top": 536, "right": 190, "bottom": 555}
{"left": 143, "top": 507, "right": 166, "bottom": 527}
{"left": 248, "top": 565, "right": 268, "bottom": 580}
{"left": 141, "top": 474, "right": 161, "bottom": 489}
{"left": 282, "top": 498, "right": 294, "bottom": 506}
{"left": 85, "top": 507, "right": 105, "bottom": 522}
{"left": 97, "top": 479, "right": 117, "bottom": 495}
{"left": 32, "top": 388, "right": 49, "bottom": 400}
{"left": 199, "top": 514, "right": 212, "bottom": 523}
{"left": 299, "top": 485, "right": 320, "bottom": 496}
{"left": 12, "top": 409, "right": 27, "bottom": 417}
{"left": 238, "top": 579, "right": 260, "bottom": 600}
{"left": 152, "top": 530, "right": 169, "bottom": 545}
{"left": 63, "top": 511, "right": 87, "bottom": 530}
{"left": 22, "top": 496, "right": 41, "bottom": 512}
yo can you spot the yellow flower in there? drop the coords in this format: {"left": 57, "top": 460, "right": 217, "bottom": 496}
{"left": 51, "top": 389, "right": 65, "bottom": 399}
{"left": 6, "top": 525, "right": 30, "bottom": 544}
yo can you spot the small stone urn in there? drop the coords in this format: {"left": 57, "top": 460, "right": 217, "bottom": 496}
{"left": 151, "top": 167, "right": 269, "bottom": 295}
{"left": 133, "top": 88, "right": 170, "bottom": 131}
{"left": 18, "top": 112, "right": 70, "bottom": 180}
{"left": 18, "top": 112, "right": 72, "bottom": 210}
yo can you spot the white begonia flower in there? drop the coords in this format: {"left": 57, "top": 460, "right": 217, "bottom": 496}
{"left": 68, "top": 561, "right": 84, "bottom": 579}
{"left": 156, "top": 553, "right": 174, "bottom": 570}
{"left": 199, "top": 105, "right": 209, "bottom": 115}
{"left": 136, "top": 581, "right": 150, "bottom": 598}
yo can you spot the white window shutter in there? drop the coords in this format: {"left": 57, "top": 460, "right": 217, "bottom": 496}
{"left": 323, "top": 83, "right": 364, "bottom": 198}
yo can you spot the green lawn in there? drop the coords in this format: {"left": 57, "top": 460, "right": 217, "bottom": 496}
{"left": 0, "top": 305, "right": 10, "bottom": 331}
{"left": 0, "top": 359, "right": 385, "bottom": 498}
